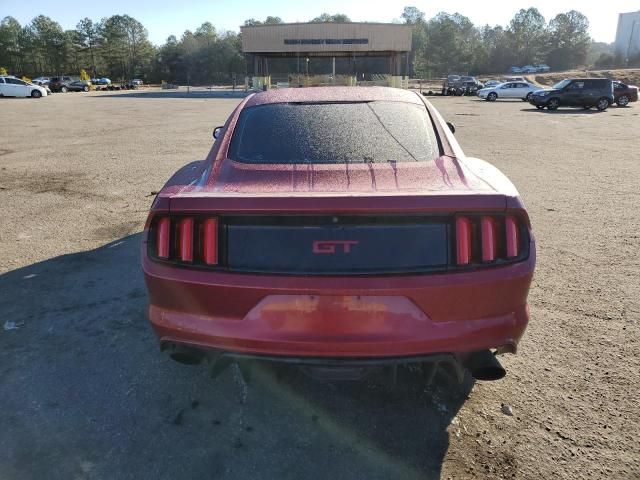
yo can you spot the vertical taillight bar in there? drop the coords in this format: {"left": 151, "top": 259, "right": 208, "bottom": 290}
{"left": 505, "top": 216, "right": 519, "bottom": 258}
{"left": 456, "top": 217, "right": 472, "bottom": 265}
{"left": 480, "top": 216, "right": 496, "bottom": 262}
{"left": 202, "top": 218, "right": 218, "bottom": 265}
{"left": 178, "top": 218, "right": 194, "bottom": 262}
{"left": 156, "top": 217, "right": 170, "bottom": 259}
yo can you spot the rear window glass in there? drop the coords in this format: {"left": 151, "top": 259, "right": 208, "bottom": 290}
{"left": 228, "top": 101, "right": 440, "bottom": 164}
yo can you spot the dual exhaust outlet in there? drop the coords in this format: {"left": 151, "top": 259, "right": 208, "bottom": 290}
{"left": 162, "top": 342, "right": 506, "bottom": 382}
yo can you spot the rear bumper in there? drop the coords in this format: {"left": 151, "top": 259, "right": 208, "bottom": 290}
{"left": 143, "top": 247, "right": 535, "bottom": 358}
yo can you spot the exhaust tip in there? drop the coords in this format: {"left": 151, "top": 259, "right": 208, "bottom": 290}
{"left": 169, "top": 351, "right": 203, "bottom": 365}
{"left": 471, "top": 365, "right": 506, "bottom": 381}
{"left": 162, "top": 342, "right": 205, "bottom": 365}
{"left": 464, "top": 350, "right": 506, "bottom": 381}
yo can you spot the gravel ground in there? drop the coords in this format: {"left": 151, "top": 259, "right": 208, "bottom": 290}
{"left": 0, "top": 89, "right": 638, "bottom": 479}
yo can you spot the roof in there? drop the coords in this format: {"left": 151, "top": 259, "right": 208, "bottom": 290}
{"left": 241, "top": 21, "right": 412, "bottom": 28}
{"left": 244, "top": 87, "right": 423, "bottom": 108}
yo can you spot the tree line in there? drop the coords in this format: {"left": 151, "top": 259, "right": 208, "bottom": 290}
{"left": 0, "top": 7, "right": 625, "bottom": 84}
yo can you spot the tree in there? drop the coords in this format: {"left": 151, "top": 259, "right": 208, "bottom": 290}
{"left": 420, "top": 12, "right": 483, "bottom": 76}
{"left": 480, "top": 25, "right": 513, "bottom": 73}
{"left": 547, "top": 11, "right": 591, "bottom": 70}
{"left": 264, "top": 16, "right": 283, "bottom": 25}
{"left": 76, "top": 18, "right": 101, "bottom": 75}
{"left": 0, "top": 16, "right": 24, "bottom": 73}
{"left": 401, "top": 6, "right": 425, "bottom": 25}
{"left": 243, "top": 16, "right": 283, "bottom": 26}
{"left": 100, "top": 15, "right": 153, "bottom": 80}
{"left": 0, "top": 66, "right": 7, "bottom": 75}
{"left": 400, "top": 7, "right": 427, "bottom": 76}
{"left": 24, "top": 15, "right": 67, "bottom": 74}
{"left": 506, "top": 8, "right": 548, "bottom": 65}
{"left": 311, "top": 13, "right": 351, "bottom": 23}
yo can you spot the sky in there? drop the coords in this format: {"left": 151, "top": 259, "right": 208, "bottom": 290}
{"left": 2, "top": 0, "right": 639, "bottom": 45}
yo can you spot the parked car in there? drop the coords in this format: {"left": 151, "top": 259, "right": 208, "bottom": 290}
{"left": 32, "top": 76, "right": 50, "bottom": 86}
{"left": 478, "top": 81, "right": 540, "bottom": 101}
{"left": 0, "top": 75, "right": 48, "bottom": 98}
{"left": 509, "top": 65, "right": 550, "bottom": 74}
{"left": 529, "top": 78, "right": 614, "bottom": 111}
{"left": 483, "top": 80, "right": 501, "bottom": 88}
{"left": 142, "top": 87, "right": 536, "bottom": 383}
{"left": 460, "top": 76, "right": 484, "bottom": 95}
{"left": 67, "top": 80, "right": 91, "bottom": 92}
{"left": 613, "top": 80, "right": 638, "bottom": 106}
{"left": 132, "top": 79, "right": 143, "bottom": 86}
{"left": 95, "top": 78, "right": 111, "bottom": 85}
{"left": 442, "top": 74, "right": 463, "bottom": 95}
{"left": 121, "top": 81, "right": 140, "bottom": 90}
{"left": 504, "top": 76, "right": 527, "bottom": 83}
{"left": 49, "top": 76, "right": 75, "bottom": 93}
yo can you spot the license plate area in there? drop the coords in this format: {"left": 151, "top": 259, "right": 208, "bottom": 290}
{"left": 225, "top": 216, "right": 449, "bottom": 275}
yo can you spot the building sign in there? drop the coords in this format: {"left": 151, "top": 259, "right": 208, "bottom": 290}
{"left": 284, "top": 38, "right": 369, "bottom": 45}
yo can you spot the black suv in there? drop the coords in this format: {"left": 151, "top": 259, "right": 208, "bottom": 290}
{"left": 49, "top": 76, "right": 75, "bottom": 93}
{"left": 529, "top": 78, "right": 614, "bottom": 111}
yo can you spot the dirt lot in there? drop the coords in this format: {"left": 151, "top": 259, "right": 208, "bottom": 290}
{"left": 0, "top": 89, "right": 638, "bottom": 479}
{"left": 531, "top": 68, "right": 640, "bottom": 86}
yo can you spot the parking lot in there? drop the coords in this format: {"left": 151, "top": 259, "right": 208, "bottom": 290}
{"left": 1, "top": 90, "right": 638, "bottom": 479}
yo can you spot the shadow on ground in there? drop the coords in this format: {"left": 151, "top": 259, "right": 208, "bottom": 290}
{"left": 0, "top": 234, "right": 472, "bottom": 480}
{"left": 520, "top": 107, "right": 608, "bottom": 114}
{"left": 92, "top": 90, "right": 249, "bottom": 99}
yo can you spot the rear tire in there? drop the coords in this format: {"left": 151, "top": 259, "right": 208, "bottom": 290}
{"left": 61, "top": 86, "right": 68, "bottom": 93}
{"left": 487, "top": 92, "right": 498, "bottom": 102}
{"left": 31, "top": 90, "right": 42, "bottom": 98}
{"left": 83, "top": 85, "right": 89, "bottom": 92}
{"left": 596, "top": 97, "right": 610, "bottom": 111}
{"left": 617, "top": 95, "right": 630, "bottom": 107}
{"left": 525, "top": 92, "right": 533, "bottom": 101}
{"left": 547, "top": 98, "right": 560, "bottom": 110}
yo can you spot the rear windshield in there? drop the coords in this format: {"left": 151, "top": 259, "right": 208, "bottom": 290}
{"left": 227, "top": 101, "right": 440, "bottom": 164}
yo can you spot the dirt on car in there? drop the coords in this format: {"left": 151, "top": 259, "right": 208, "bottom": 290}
{"left": 0, "top": 89, "right": 638, "bottom": 479}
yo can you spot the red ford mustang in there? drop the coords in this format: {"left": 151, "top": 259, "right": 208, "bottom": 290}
{"left": 142, "top": 87, "right": 535, "bottom": 382}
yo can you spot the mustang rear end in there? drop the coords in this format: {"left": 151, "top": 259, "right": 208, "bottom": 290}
{"left": 142, "top": 87, "right": 535, "bottom": 382}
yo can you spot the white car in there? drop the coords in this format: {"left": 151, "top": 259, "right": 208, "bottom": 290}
{"left": 0, "top": 76, "right": 48, "bottom": 98}
{"left": 32, "top": 76, "right": 50, "bottom": 86}
{"left": 478, "top": 81, "right": 540, "bottom": 102}
{"left": 504, "top": 76, "right": 527, "bottom": 83}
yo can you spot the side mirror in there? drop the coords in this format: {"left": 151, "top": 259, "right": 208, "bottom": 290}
{"left": 213, "top": 126, "right": 224, "bottom": 139}
{"left": 446, "top": 122, "right": 456, "bottom": 134}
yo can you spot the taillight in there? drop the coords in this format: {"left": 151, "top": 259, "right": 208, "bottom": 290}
{"left": 505, "top": 216, "right": 519, "bottom": 258}
{"left": 202, "top": 218, "right": 218, "bottom": 265}
{"left": 178, "top": 218, "right": 194, "bottom": 262}
{"left": 151, "top": 216, "right": 219, "bottom": 266}
{"left": 156, "top": 217, "right": 170, "bottom": 259}
{"left": 480, "top": 216, "right": 496, "bottom": 262}
{"left": 455, "top": 214, "right": 525, "bottom": 267}
{"left": 456, "top": 217, "right": 472, "bottom": 265}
